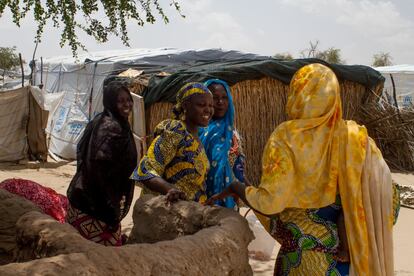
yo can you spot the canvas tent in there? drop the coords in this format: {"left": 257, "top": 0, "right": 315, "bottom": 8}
{"left": 0, "top": 86, "right": 48, "bottom": 162}
{"left": 374, "top": 64, "right": 414, "bottom": 108}
{"left": 33, "top": 48, "right": 266, "bottom": 160}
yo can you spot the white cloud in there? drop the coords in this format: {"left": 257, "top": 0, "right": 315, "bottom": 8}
{"left": 280, "top": 0, "right": 414, "bottom": 62}
{"left": 281, "top": 0, "right": 414, "bottom": 40}
{"left": 179, "top": 0, "right": 213, "bottom": 14}
{"left": 177, "top": 0, "right": 256, "bottom": 51}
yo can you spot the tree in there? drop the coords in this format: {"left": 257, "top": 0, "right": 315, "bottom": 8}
{"left": 0, "top": 46, "right": 20, "bottom": 71}
{"left": 0, "top": 46, "right": 21, "bottom": 83}
{"left": 0, "top": 0, "right": 183, "bottom": 57}
{"left": 300, "top": 40, "right": 320, "bottom": 58}
{"left": 372, "top": 52, "right": 392, "bottom": 67}
{"left": 300, "top": 40, "right": 345, "bottom": 64}
{"left": 273, "top": 52, "right": 294, "bottom": 60}
{"left": 316, "top": 47, "right": 345, "bottom": 64}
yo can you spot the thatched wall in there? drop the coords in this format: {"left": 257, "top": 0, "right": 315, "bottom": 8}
{"left": 134, "top": 77, "right": 383, "bottom": 184}
{"left": 357, "top": 104, "right": 414, "bottom": 171}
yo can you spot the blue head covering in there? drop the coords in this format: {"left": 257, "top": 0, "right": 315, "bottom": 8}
{"left": 199, "top": 79, "right": 236, "bottom": 208}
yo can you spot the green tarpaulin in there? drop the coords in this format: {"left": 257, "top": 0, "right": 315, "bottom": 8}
{"left": 142, "top": 58, "right": 384, "bottom": 106}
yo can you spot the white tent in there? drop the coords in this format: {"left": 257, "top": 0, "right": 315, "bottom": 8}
{"left": 33, "top": 48, "right": 265, "bottom": 159}
{"left": 374, "top": 65, "right": 414, "bottom": 108}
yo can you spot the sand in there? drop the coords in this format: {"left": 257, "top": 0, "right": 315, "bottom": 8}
{"left": 0, "top": 160, "right": 413, "bottom": 275}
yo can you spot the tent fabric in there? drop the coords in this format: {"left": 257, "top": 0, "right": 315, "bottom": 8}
{"left": 0, "top": 86, "right": 49, "bottom": 162}
{"left": 33, "top": 48, "right": 267, "bottom": 159}
{"left": 374, "top": 65, "right": 414, "bottom": 108}
{"left": 374, "top": 64, "right": 414, "bottom": 74}
{"left": 27, "top": 90, "right": 49, "bottom": 161}
{"left": 141, "top": 58, "right": 385, "bottom": 106}
{"left": 0, "top": 87, "right": 29, "bottom": 161}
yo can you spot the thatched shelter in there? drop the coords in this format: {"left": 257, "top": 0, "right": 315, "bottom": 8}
{"left": 123, "top": 58, "right": 391, "bottom": 183}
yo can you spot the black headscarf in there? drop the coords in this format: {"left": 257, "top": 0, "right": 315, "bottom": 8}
{"left": 68, "top": 82, "right": 137, "bottom": 227}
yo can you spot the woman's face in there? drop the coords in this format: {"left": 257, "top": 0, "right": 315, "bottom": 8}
{"left": 209, "top": 83, "right": 229, "bottom": 119}
{"left": 184, "top": 93, "right": 214, "bottom": 127}
{"left": 116, "top": 89, "right": 133, "bottom": 119}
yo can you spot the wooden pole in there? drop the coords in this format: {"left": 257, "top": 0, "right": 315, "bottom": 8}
{"left": 19, "top": 53, "right": 24, "bottom": 87}
{"left": 390, "top": 74, "right": 403, "bottom": 122}
{"left": 40, "top": 57, "right": 44, "bottom": 89}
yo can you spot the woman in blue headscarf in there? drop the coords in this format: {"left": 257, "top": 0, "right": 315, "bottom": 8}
{"left": 199, "top": 79, "right": 246, "bottom": 209}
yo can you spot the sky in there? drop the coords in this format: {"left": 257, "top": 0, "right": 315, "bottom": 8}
{"left": 1, "top": 0, "right": 414, "bottom": 65}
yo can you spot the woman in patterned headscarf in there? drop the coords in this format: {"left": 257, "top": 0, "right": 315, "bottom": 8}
{"left": 131, "top": 82, "right": 214, "bottom": 203}
{"left": 206, "top": 64, "right": 400, "bottom": 275}
{"left": 199, "top": 79, "right": 246, "bottom": 209}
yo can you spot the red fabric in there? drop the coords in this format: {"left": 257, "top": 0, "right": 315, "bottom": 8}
{"left": 0, "top": 178, "right": 68, "bottom": 223}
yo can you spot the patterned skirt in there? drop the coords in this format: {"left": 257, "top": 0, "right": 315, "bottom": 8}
{"left": 66, "top": 204, "right": 122, "bottom": 246}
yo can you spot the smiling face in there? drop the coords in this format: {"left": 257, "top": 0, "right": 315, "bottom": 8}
{"left": 183, "top": 93, "right": 214, "bottom": 127}
{"left": 116, "top": 89, "right": 133, "bottom": 119}
{"left": 208, "top": 83, "right": 229, "bottom": 119}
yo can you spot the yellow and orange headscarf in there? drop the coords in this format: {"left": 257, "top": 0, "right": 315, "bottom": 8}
{"left": 246, "top": 63, "right": 394, "bottom": 275}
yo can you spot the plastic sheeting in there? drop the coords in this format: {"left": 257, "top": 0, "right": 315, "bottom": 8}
{"left": 375, "top": 65, "right": 414, "bottom": 108}
{"left": 143, "top": 58, "right": 385, "bottom": 106}
{"left": 33, "top": 48, "right": 266, "bottom": 159}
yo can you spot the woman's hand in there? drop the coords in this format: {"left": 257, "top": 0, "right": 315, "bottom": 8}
{"left": 165, "top": 188, "right": 186, "bottom": 203}
{"left": 204, "top": 185, "right": 235, "bottom": 206}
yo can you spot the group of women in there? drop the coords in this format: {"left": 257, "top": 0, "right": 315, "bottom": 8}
{"left": 66, "top": 78, "right": 247, "bottom": 247}
{"left": 3, "top": 63, "right": 399, "bottom": 275}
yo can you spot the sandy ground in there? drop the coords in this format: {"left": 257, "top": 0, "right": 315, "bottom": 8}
{"left": 0, "top": 160, "right": 413, "bottom": 275}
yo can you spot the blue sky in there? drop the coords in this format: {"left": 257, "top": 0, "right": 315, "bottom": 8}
{"left": 1, "top": 0, "right": 413, "bottom": 65}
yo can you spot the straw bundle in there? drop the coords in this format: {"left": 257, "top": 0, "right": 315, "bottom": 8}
{"left": 357, "top": 103, "right": 414, "bottom": 171}
{"left": 145, "top": 102, "right": 174, "bottom": 138}
{"left": 143, "top": 76, "right": 379, "bottom": 184}
{"left": 230, "top": 78, "right": 288, "bottom": 185}
{"left": 129, "top": 82, "right": 147, "bottom": 96}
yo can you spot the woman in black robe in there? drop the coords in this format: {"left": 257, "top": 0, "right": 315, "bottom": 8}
{"left": 67, "top": 82, "right": 137, "bottom": 246}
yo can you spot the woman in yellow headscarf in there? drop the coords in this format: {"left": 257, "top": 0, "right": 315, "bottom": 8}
{"left": 206, "top": 63, "right": 399, "bottom": 275}
{"left": 132, "top": 82, "right": 214, "bottom": 203}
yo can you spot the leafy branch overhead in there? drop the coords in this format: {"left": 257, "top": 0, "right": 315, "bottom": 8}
{"left": 0, "top": 0, "right": 183, "bottom": 57}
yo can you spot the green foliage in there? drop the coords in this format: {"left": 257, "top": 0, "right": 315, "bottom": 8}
{"left": 0, "top": 46, "right": 20, "bottom": 71}
{"left": 300, "top": 40, "right": 345, "bottom": 64}
{"left": 0, "top": 0, "right": 183, "bottom": 57}
{"left": 273, "top": 52, "right": 294, "bottom": 60}
{"left": 372, "top": 52, "right": 392, "bottom": 67}
{"left": 316, "top": 47, "right": 345, "bottom": 64}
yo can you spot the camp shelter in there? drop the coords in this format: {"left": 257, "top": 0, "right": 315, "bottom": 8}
{"left": 374, "top": 64, "right": 414, "bottom": 108}
{"left": 33, "top": 48, "right": 265, "bottom": 160}
{"left": 126, "top": 58, "right": 386, "bottom": 183}
{"left": 0, "top": 86, "right": 48, "bottom": 162}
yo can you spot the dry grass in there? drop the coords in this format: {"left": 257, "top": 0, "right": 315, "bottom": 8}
{"left": 129, "top": 81, "right": 147, "bottom": 96}
{"left": 145, "top": 102, "right": 174, "bottom": 139}
{"left": 357, "top": 101, "right": 414, "bottom": 172}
